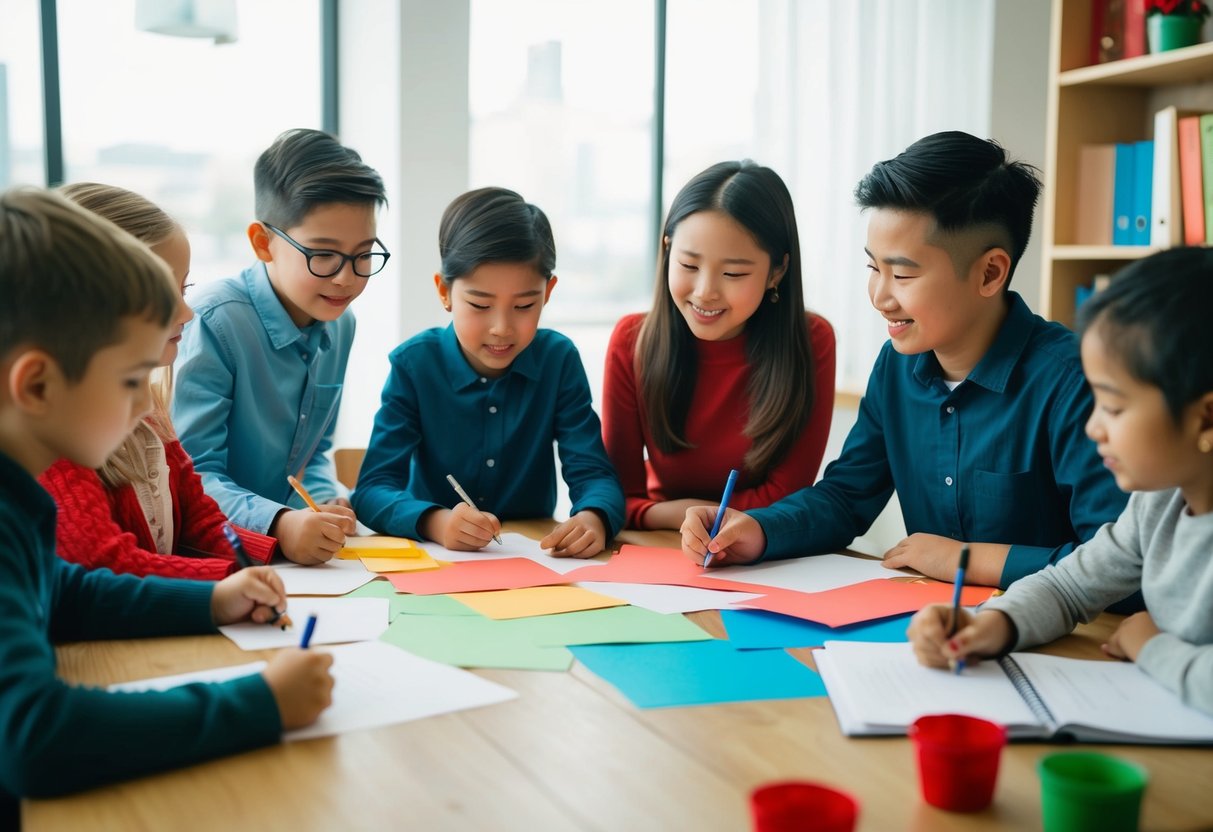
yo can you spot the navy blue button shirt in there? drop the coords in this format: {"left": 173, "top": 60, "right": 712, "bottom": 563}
{"left": 749, "top": 293, "right": 1127, "bottom": 587}
{"left": 352, "top": 325, "right": 624, "bottom": 540}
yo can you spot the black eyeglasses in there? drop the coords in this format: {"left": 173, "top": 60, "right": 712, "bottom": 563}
{"left": 263, "top": 223, "right": 391, "bottom": 278}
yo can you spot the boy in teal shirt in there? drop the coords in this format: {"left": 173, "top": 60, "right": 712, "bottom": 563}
{"left": 174, "top": 128, "right": 388, "bottom": 564}
{"left": 0, "top": 189, "right": 332, "bottom": 812}
{"left": 682, "top": 132, "right": 1127, "bottom": 591}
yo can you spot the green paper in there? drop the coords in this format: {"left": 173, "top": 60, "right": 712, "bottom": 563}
{"left": 380, "top": 614, "right": 574, "bottom": 671}
{"left": 346, "top": 580, "right": 479, "bottom": 617}
{"left": 500, "top": 604, "right": 712, "bottom": 646}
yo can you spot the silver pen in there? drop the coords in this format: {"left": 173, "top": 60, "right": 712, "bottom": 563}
{"left": 445, "top": 474, "right": 503, "bottom": 545}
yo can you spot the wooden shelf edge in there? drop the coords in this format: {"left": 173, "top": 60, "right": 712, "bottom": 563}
{"left": 1048, "top": 245, "right": 1157, "bottom": 260}
{"left": 1058, "top": 40, "right": 1213, "bottom": 87}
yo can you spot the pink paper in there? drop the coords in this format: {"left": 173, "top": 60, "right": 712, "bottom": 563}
{"left": 386, "top": 558, "right": 569, "bottom": 595}
{"left": 738, "top": 579, "right": 997, "bottom": 628}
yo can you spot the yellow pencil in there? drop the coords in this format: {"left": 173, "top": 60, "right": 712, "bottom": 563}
{"left": 287, "top": 474, "right": 322, "bottom": 513}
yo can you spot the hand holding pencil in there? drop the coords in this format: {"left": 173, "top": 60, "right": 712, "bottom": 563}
{"left": 271, "top": 475, "right": 357, "bottom": 565}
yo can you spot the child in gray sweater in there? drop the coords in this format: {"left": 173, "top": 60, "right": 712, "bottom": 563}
{"left": 907, "top": 247, "right": 1213, "bottom": 716}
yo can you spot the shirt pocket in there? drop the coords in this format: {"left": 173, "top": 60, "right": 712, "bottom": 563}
{"left": 971, "top": 469, "right": 1038, "bottom": 504}
{"left": 292, "top": 383, "right": 343, "bottom": 464}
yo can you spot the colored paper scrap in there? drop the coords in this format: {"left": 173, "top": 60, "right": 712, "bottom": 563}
{"left": 570, "top": 640, "right": 827, "bottom": 708}
{"left": 415, "top": 532, "right": 609, "bottom": 576}
{"left": 720, "top": 609, "right": 913, "bottom": 650}
{"left": 345, "top": 578, "right": 481, "bottom": 617}
{"left": 380, "top": 614, "right": 573, "bottom": 671}
{"left": 700, "top": 553, "right": 897, "bottom": 594}
{"left": 338, "top": 535, "right": 423, "bottom": 559}
{"left": 504, "top": 604, "right": 712, "bottom": 647}
{"left": 564, "top": 544, "right": 703, "bottom": 586}
{"left": 577, "top": 581, "right": 761, "bottom": 614}
{"left": 448, "top": 585, "right": 628, "bottom": 619}
{"left": 360, "top": 551, "right": 441, "bottom": 572}
{"left": 386, "top": 558, "right": 569, "bottom": 595}
{"left": 738, "top": 579, "right": 997, "bottom": 628}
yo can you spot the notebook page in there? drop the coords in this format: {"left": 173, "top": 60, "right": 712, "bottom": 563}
{"left": 1011, "top": 653, "right": 1213, "bottom": 743}
{"left": 820, "top": 641, "right": 1041, "bottom": 731}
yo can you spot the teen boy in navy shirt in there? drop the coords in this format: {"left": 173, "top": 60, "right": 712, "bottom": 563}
{"left": 682, "top": 132, "right": 1127, "bottom": 591}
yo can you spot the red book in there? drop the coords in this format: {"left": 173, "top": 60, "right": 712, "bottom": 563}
{"left": 1090, "top": 0, "right": 1126, "bottom": 64}
{"left": 1178, "top": 115, "right": 1206, "bottom": 245}
{"left": 1124, "top": 0, "right": 1146, "bottom": 58}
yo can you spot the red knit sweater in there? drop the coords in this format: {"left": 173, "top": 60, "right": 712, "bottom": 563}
{"left": 38, "top": 432, "right": 277, "bottom": 580}
{"left": 603, "top": 311, "right": 836, "bottom": 528}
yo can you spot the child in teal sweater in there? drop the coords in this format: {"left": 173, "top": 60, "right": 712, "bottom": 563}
{"left": 0, "top": 188, "right": 333, "bottom": 812}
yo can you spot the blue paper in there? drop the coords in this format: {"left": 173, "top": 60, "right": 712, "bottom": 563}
{"left": 570, "top": 640, "right": 827, "bottom": 708}
{"left": 720, "top": 609, "right": 912, "bottom": 649}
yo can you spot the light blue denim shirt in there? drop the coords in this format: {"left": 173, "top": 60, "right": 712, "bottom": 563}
{"left": 173, "top": 263, "right": 354, "bottom": 534}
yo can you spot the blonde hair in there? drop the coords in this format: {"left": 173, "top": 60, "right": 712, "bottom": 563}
{"left": 58, "top": 183, "right": 183, "bottom": 489}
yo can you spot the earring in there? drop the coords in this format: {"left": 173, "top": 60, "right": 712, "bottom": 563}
{"left": 1200, "top": 437, "right": 1212, "bottom": 454}
{"left": 768, "top": 287, "right": 780, "bottom": 304}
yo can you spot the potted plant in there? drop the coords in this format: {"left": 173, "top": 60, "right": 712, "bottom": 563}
{"left": 1146, "top": 0, "right": 1210, "bottom": 52}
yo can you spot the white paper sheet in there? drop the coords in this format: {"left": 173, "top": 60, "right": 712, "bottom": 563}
{"left": 109, "top": 641, "right": 517, "bottom": 741}
{"left": 416, "top": 532, "right": 609, "bottom": 575}
{"left": 576, "top": 581, "right": 761, "bottom": 615}
{"left": 275, "top": 558, "right": 377, "bottom": 595}
{"left": 700, "top": 553, "right": 898, "bottom": 594}
{"left": 219, "top": 597, "right": 389, "bottom": 650}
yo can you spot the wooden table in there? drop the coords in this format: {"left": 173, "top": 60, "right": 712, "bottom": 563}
{"left": 23, "top": 525, "right": 1213, "bottom": 831}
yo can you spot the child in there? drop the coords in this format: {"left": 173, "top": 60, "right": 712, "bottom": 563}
{"left": 602, "top": 160, "right": 836, "bottom": 530}
{"left": 908, "top": 247, "right": 1213, "bottom": 715}
{"left": 173, "top": 128, "right": 388, "bottom": 564}
{"left": 0, "top": 188, "right": 332, "bottom": 807}
{"left": 352, "top": 187, "right": 625, "bottom": 556}
{"left": 39, "top": 183, "right": 277, "bottom": 579}
{"left": 682, "top": 132, "right": 1126, "bottom": 591}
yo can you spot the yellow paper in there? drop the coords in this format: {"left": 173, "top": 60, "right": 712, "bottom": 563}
{"left": 339, "top": 535, "right": 422, "bottom": 559}
{"left": 360, "top": 554, "right": 441, "bottom": 573}
{"left": 448, "top": 585, "right": 629, "bottom": 620}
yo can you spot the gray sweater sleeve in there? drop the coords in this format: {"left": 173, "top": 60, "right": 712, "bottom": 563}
{"left": 1136, "top": 634, "right": 1213, "bottom": 716}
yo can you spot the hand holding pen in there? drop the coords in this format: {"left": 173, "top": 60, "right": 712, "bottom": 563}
{"left": 442, "top": 474, "right": 504, "bottom": 548}
{"left": 947, "top": 544, "right": 971, "bottom": 674}
{"left": 210, "top": 562, "right": 293, "bottom": 631}
{"left": 702, "top": 469, "right": 740, "bottom": 568}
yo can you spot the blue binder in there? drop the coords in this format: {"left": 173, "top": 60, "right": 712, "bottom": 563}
{"left": 1132, "top": 140, "right": 1154, "bottom": 246}
{"left": 1112, "top": 143, "right": 1136, "bottom": 246}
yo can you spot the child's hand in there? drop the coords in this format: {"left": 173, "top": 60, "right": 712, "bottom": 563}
{"left": 423, "top": 503, "right": 501, "bottom": 551}
{"left": 274, "top": 508, "right": 354, "bottom": 564}
{"left": 1102, "top": 611, "right": 1160, "bottom": 662}
{"left": 907, "top": 606, "right": 1014, "bottom": 670}
{"left": 541, "top": 510, "right": 607, "bottom": 558}
{"left": 261, "top": 649, "right": 334, "bottom": 730}
{"left": 681, "top": 507, "right": 765, "bottom": 566}
{"left": 882, "top": 533, "right": 961, "bottom": 579}
{"left": 211, "top": 567, "right": 288, "bottom": 626}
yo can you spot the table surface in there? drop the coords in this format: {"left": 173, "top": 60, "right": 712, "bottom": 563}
{"left": 23, "top": 523, "right": 1213, "bottom": 831}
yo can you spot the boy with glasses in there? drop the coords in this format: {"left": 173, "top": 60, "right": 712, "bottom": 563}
{"left": 174, "top": 129, "right": 388, "bottom": 564}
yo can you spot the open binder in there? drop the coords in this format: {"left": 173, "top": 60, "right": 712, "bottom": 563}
{"left": 815, "top": 641, "right": 1213, "bottom": 745}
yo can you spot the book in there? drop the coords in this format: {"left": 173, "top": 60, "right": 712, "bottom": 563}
{"left": 1151, "top": 107, "right": 1182, "bottom": 247}
{"left": 1200, "top": 114, "right": 1213, "bottom": 243}
{"left": 1090, "top": 0, "right": 1126, "bottom": 64}
{"left": 1074, "top": 144, "right": 1116, "bottom": 245}
{"left": 1112, "top": 143, "right": 1136, "bottom": 245}
{"left": 1122, "top": 0, "right": 1146, "bottom": 59}
{"left": 1132, "top": 140, "right": 1153, "bottom": 246}
{"left": 1179, "top": 115, "right": 1206, "bottom": 245}
{"left": 814, "top": 641, "right": 1213, "bottom": 745}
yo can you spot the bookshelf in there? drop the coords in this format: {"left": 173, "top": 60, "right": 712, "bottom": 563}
{"left": 1041, "top": 0, "right": 1213, "bottom": 326}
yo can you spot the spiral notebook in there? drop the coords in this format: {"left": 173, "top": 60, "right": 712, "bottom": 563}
{"left": 814, "top": 641, "right": 1213, "bottom": 745}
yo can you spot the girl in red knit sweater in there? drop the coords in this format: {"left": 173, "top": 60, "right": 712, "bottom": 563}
{"left": 602, "top": 161, "right": 836, "bottom": 530}
{"left": 38, "top": 184, "right": 278, "bottom": 579}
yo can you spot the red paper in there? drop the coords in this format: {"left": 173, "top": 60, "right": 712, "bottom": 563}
{"left": 564, "top": 544, "right": 704, "bottom": 585}
{"left": 386, "top": 558, "right": 569, "bottom": 595}
{"left": 738, "top": 579, "right": 997, "bottom": 628}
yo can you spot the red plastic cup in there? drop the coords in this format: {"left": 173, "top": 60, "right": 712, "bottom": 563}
{"left": 750, "top": 780, "right": 859, "bottom": 832}
{"left": 909, "top": 714, "right": 1007, "bottom": 812}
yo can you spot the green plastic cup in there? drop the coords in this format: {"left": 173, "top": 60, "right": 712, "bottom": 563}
{"left": 1038, "top": 751, "right": 1148, "bottom": 832}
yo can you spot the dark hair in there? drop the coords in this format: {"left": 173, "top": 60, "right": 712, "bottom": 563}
{"left": 636, "top": 160, "right": 815, "bottom": 477}
{"left": 254, "top": 128, "right": 387, "bottom": 228}
{"left": 0, "top": 187, "right": 178, "bottom": 381}
{"left": 1078, "top": 247, "right": 1213, "bottom": 423}
{"left": 437, "top": 187, "right": 555, "bottom": 284}
{"left": 854, "top": 131, "right": 1041, "bottom": 285}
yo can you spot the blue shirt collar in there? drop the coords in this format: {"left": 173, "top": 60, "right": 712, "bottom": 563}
{"left": 912, "top": 291, "right": 1034, "bottom": 394}
{"left": 243, "top": 262, "right": 332, "bottom": 352}
{"left": 438, "top": 323, "right": 542, "bottom": 388}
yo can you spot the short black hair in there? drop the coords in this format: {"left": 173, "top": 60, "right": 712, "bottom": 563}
{"left": 254, "top": 128, "right": 387, "bottom": 229}
{"left": 854, "top": 131, "right": 1041, "bottom": 285}
{"left": 437, "top": 187, "right": 555, "bottom": 283}
{"left": 1078, "top": 246, "right": 1213, "bottom": 423}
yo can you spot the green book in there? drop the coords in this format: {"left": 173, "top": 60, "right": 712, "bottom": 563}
{"left": 1200, "top": 114, "right": 1213, "bottom": 244}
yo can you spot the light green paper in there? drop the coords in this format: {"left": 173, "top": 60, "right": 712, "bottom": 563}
{"left": 497, "top": 604, "right": 712, "bottom": 647}
{"left": 346, "top": 579, "right": 480, "bottom": 618}
{"left": 380, "top": 614, "right": 574, "bottom": 671}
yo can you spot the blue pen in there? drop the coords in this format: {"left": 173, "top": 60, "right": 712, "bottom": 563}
{"left": 702, "top": 468, "right": 740, "bottom": 568}
{"left": 300, "top": 614, "right": 318, "bottom": 649}
{"left": 948, "top": 544, "right": 971, "bottom": 674}
{"left": 221, "top": 522, "right": 256, "bottom": 569}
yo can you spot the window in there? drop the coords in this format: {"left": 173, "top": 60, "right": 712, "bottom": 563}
{"left": 0, "top": 0, "right": 46, "bottom": 187}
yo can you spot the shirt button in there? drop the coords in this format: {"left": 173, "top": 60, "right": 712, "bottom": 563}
{"left": 946, "top": 406, "right": 955, "bottom": 414}
{"left": 486, "top": 459, "right": 495, "bottom": 467}
{"left": 480, "top": 377, "right": 488, "bottom": 384}
{"left": 302, "top": 352, "right": 309, "bottom": 361}
{"left": 301, "top": 413, "right": 307, "bottom": 420}
{"left": 945, "top": 476, "right": 954, "bottom": 486}
{"left": 489, "top": 406, "right": 498, "bottom": 414}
